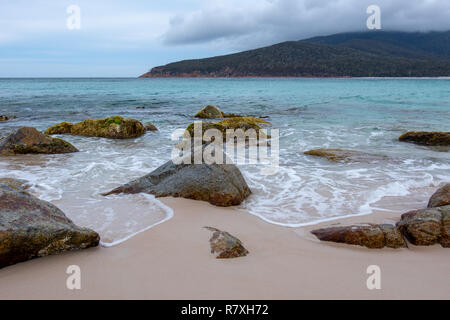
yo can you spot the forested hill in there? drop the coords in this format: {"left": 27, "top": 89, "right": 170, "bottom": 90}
{"left": 139, "top": 31, "right": 450, "bottom": 78}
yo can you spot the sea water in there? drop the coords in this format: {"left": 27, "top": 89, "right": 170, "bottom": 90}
{"left": 0, "top": 78, "right": 449, "bottom": 244}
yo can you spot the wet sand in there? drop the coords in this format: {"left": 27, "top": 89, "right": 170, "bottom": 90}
{"left": 0, "top": 197, "right": 448, "bottom": 300}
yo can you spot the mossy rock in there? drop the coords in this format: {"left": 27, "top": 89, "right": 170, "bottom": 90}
{"left": 194, "top": 105, "right": 224, "bottom": 119}
{"left": 45, "top": 121, "right": 74, "bottom": 135}
{"left": 45, "top": 116, "right": 146, "bottom": 139}
{"left": 185, "top": 117, "right": 271, "bottom": 142}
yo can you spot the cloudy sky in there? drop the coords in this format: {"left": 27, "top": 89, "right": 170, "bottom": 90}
{"left": 1, "top": 0, "right": 449, "bottom": 77}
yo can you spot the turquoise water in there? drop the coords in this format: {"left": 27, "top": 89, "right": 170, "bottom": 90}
{"left": 1, "top": 78, "right": 449, "bottom": 243}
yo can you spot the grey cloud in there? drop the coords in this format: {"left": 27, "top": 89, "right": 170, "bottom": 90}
{"left": 163, "top": 0, "right": 450, "bottom": 50}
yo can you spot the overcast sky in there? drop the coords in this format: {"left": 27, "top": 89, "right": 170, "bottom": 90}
{"left": 1, "top": 0, "right": 449, "bottom": 77}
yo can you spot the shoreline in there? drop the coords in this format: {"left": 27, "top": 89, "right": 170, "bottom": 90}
{"left": 0, "top": 197, "right": 448, "bottom": 300}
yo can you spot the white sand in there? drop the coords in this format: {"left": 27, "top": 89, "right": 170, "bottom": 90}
{"left": 0, "top": 197, "right": 448, "bottom": 299}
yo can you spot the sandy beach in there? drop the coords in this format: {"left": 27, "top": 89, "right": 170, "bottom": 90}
{"left": 0, "top": 197, "right": 448, "bottom": 300}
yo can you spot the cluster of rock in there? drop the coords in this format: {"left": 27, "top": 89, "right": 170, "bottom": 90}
{"left": 312, "top": 183, "right": 450, "bottom": 249}
{"left": 0, "top": 181, "right": 100, "bottom": 269}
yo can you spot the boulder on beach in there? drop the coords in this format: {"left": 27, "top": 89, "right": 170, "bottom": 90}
{"left": 0, "top": 127, "right": 78, "bottom": 156}
{"left": 398, "top": 131, "right": 450, "bottom": 146}
{"left": 102, "top": 151, "right": 251, "bottom": 207}
{"left": 0, "top": 184, "right": 100, "bottom": 269}
{"left": 397, "top": 206, "right": 449, "bottom": 247}
{"left": 304, "top": 149, "right": 387, "bottom": 163}
{"left": 205, "top": 227, "right": 249, "bottom": 259}
{"left": 428, "top": 183, "right": 450, "bottom": 208}
{"left": 144, "top": 122, "right": 158, "bottom": 132}
{"left": 311, "top": 224, "right": 406, "bottom": 249}
{"left": 45, "top": 116, "right": 146, "bottom": 139}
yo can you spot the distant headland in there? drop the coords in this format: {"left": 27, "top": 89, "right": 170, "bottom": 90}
{"left": 139, "top": 31, "right": 450, "bottom": 78}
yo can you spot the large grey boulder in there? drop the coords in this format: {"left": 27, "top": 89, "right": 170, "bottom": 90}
{"left": 0, "top": 184, "right": 100, "bottom": 269}
{"left": 102, "top": 155, "right": 251, "bottom": 207}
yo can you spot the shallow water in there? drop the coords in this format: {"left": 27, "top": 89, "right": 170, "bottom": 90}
{"left": 0, "top": 78, "right": 449, "bottom": 244}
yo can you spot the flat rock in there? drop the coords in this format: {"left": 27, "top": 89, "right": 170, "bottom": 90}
{"left": 304, "top": 148, "right": 387, "bottom": 163}
{"left": 45, "top": 116, "right": 146, "bottom": 139}
{"left": 428, "top": 183, "right": 450, "bottom": 208}
{"left": 0, "top": 184, "right": 100, "bottom": 268}
{"left": 0, "top": 127, "right": 78, "bottom": 156}
{"left": 397, "top": 208, "right": 443, "bottom": 246}
{"left": 399, "top": 131, "right": 450, "bottom": 146}
{"left": 102, "top": 154, "right": 251, "bottom": 207}
{"left": 311, "top": 224, "right": 406, "bottom": 249}
{"left": 205, "top": 227, "right": 249, "bottom": 258}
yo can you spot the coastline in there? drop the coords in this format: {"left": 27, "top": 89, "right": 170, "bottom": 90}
{"left": 0, "top": 197, "right": 448, "bottom": 300}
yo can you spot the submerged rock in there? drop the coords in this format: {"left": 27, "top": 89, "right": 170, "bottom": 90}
{"left": 144, "top": 122, "right": 158, "bottom": 132}
{"left": 0, "top": 127, "right": 78, "bottom": 156}
{"left": 0, "top": 184, "right": 100, "bottom": 269}
{"left": 0, "top": 115, "right": 17, "bottom": 122}
{"left": 304, "top": 149, "right": 387, "bottom": 163}
{"left": 102, "top": 154, "right": 251, "bottom": 207}
{"left": 45, "top": 116, "right": 146, "bottom": 139}
{"left": 205, "top": 227, "right": 249, "bottom": 259}
{"left": 428, "top": 183, "right": 450, "bottom": 208}
{"left": 311, "top": 224, "right": 406, "bottom": 249}
{"left": 397, "top": 207, "right": 447, "bottom": 247}
{"left": 399, "top": 131, "right": 450, "bottom": 146}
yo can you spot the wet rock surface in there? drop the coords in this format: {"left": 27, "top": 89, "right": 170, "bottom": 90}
{"left": 0, "top": 127, "right": 78, "bottom": 156}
